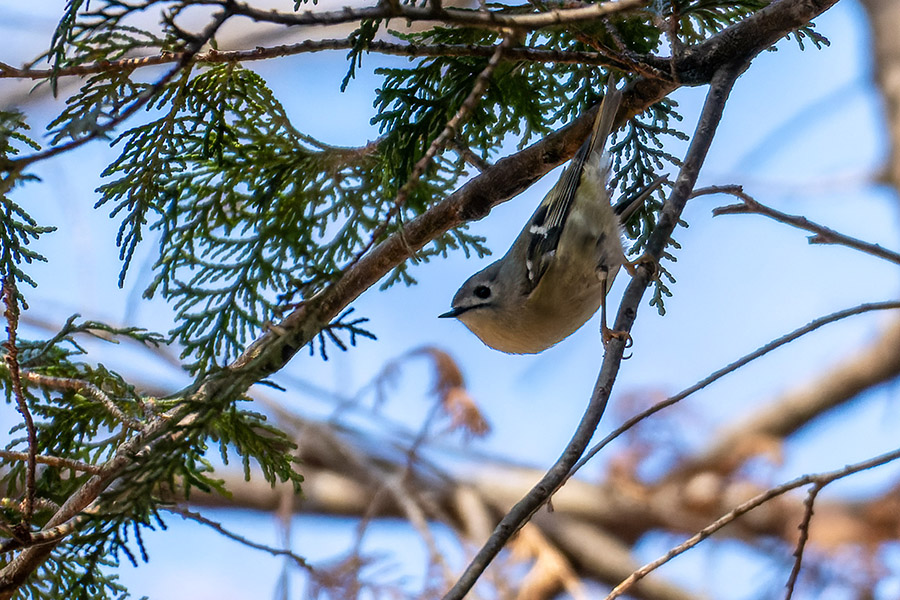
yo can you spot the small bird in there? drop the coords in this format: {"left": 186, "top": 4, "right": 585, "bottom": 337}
{"left": 439, "top": 84, "right": 655, "bottom": 354}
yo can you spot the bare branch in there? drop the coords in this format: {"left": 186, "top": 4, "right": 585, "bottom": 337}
{"left": 784, "top": 484, "right": 822, "bottom": 600}
{"left": 220, "top": 0, "right": 647, "bottom": 32}
{"left": 0, "top": 40, "right": 624, "bottom": 81}
{"left": 677, "top": 316, "right": 900, "bottom": 477}
{"left": 703, "top": 185, "right": 900, "bottom": 265}
{"left": 0, "top": 451, "right": 102, "bottom": 475}
{"left": 606, "top": 447, "right": 900, "bottom": 600}
{"left": 571, "top": 301, "right": 900, "bottom": 477}
{"left": 1, "top": 278, "right": 35, "bottom": 524}
{"left": 166, "top": 507, "right": 313, "bottom": 571}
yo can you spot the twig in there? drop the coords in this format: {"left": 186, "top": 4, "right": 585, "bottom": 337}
{"left": 0, "top": 498, "right": 59, "bottom": 514}
{"left": 0, "top": 451, "right": 102, "bottom": 475}
{"left": 0, "top": 41, "right": 630, "bottom": 81}
{"left": 701, "top": 185, "right": 900, "bottom": 265}
{"left": 784, "top": 483, "right": 821, "bottom": 600}
{"left": 386, "top": 475, "right": 457, "bottom": 585}
{"left": 605, "top": 446, "right": 900, "bottom": 599}
{"left": 441, "top": 60, "right": 747, "bottom": 600}
{"left": 21, "top": 372, "right": 144, "bottom": 432}
{"left": 2, "top": 278, "right": 35, "bottom": 524}
{"left": 220, "top": 0, "right": 646, "bottom": 32}
{"left": 450, "top": 138, "right": 492, "bottom": 174}
{"left": 166, "top": 507, "right": 313, "bottom": 571}
{"left": 570, "top": 301, "right": 900, "bottom": 477}
{"left": 0, "top": 514, "right": 86, "bottom": 554}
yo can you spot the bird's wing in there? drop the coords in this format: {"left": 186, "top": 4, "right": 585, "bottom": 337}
{"left": 523, "top": 87, "right": 623, "bottom": 292}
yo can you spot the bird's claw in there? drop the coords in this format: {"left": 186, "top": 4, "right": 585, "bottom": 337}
{"left": 624, "top": 253, "right": 659, "bottom": 281}
{"left": 602, "top": 326, "right": 633, "bottom": 348}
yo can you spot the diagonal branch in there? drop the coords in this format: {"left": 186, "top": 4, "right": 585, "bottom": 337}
{"left": 673, "top": 316, "right": 900, "bottom": 478}
{"left": 704, "top": 185, "right": 900, "bottom": 265}
{"left": 605, "top": 446, "right": 900, "bottom": 600}
{"left": 218, "top": 0, "right": 646, "bottom": 31}
{"left": 569, "top": 300, "right": 900, "bottom": 479}
{"left": 441, "top": 59, "right": 748, "bottom": 600}
{"left": 784, "top": 483, "right": 821, "bottom": 600}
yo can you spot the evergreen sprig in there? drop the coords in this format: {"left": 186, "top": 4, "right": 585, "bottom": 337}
{"left": 0, "top": 112, "right": 55, "bottom": 290}
{"left": 2, "top": 314, "right": 304, "bottom": 597}
{"left": 23, "top": 550, "right": 132, "bottom": 600}
{"left": 92, "top": 62, "right": 486, "bottom": 372}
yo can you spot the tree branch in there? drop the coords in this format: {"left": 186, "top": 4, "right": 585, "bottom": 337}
{"left": 219, "top": 0, "right": 646, "bottom": 31}
{"left": 1, "top": 278, "right": 35, "bottom": 525}
{"left": 571, "top": 301, "right": 900, "bottom": 477}
{"left": 0, "top": 451, "right": 102, "bottom": 475}
{"left": 674, "top": 316, "right": 900, "bottom": 478}
{"left": 704, "top": 185, "right": 900, "bottom": 265}
{"left": 606, "top": 447, "right": 900, "bottom": 599}
{"left": 0, "top": 41, "right": 624, "bottom": 80}
{"left": 166, "top": 507, "right": 312, "bottom": 571}
{"left": 442, "top": 58, "right": 747, "bottom": 600}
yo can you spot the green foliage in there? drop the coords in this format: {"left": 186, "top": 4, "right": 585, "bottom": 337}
{"left": 1, "top": 315, "right": 303, "bottom": 598}
{"left": 92, "top": 62, "right": 486, "bottom": 372}
{"left": 15, "top": 550, "right": 134, "bottom": 600}
{"left": 0, "top": 0, "right": 836, "bottom": 597}
{"left": 793, "top": 23, "right": 831, "bottom": 51}
{"left": 663, "top": 0, "right": 769, "bottom": 43}
{"left": 46, "top": 1, "right": 173, "bottom": 94}
{"left": 342, "top": 19, "right": 382, "bottom": 91}
{"left": 0, "top": 112, "right": 55, "bottom": 290}
{"left": 610, "top": 99, "right": 687, "bottom": 313}
{"left": 48, "top": 73, "right": 149, "bottom": 144}
{"left": 308, "top": 308, "right": 377, "bottom": 360}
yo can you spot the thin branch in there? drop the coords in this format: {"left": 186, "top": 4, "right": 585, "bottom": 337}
{"left": 784, "top": 483, "right": 821, "bottom": 600}
{"left": 221, "top": 0, "right": 646, "bottom": 32}
{"left": 166, "top": 507, "right": 312, "bottom": 571}
{"left": 702, "top": 185, "right": 900, "bottom": 265}
{"left": 0, "top": 451, "right": 102, "bottom": 475}
{"left": 442, "top": 60, "right": 747, "bottom": 600}
{"left": 2, "top": 278, "right": 35, "bottom": 524}
{"left": 675, "top": 316, "right": 900, "bottom": 478}
{"left": 570, "top": 301, "right": 900, "bottom": 477}
{"left": 0, "top": 514, "right": 86, "bottom": 554}
{"left": 0, "top": 40, "right": 627, "bottom": 81}
{"left": 385, "top": 475, "right": 457, "bottom": 585}
{"left": 605, "top": 447, "right": 900, "bottom": 600}
{"left": 21, "top": 372, "right": 144, "bottom": 432}
{"left": 0, "top": 6, "right": 233, "bottom": 172}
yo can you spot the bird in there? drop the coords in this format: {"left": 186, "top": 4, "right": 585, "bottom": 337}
{"left": 439, "top": 84, "right": 658, "bottom": 354}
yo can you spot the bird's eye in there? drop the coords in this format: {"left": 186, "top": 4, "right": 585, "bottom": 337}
{"left": 474, "top": 285, "right": 491, "bottom": 299}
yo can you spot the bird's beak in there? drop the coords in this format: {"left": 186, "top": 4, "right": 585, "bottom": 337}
{"left": 438, "top": 307, "right": 463, "bottom": 319}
